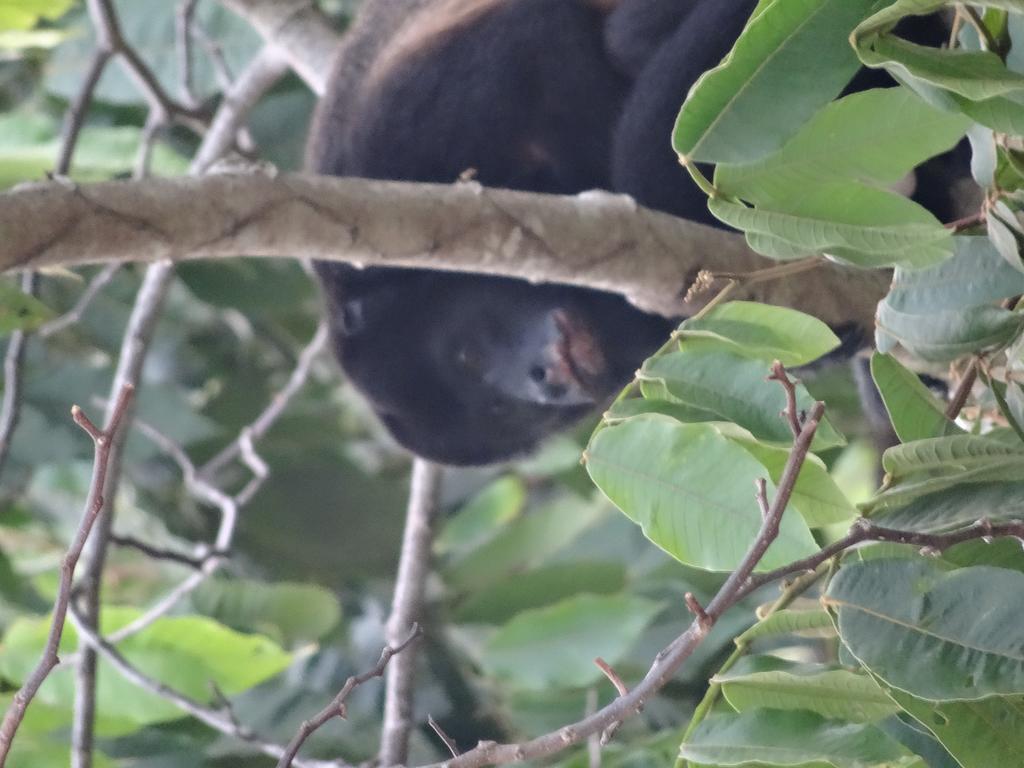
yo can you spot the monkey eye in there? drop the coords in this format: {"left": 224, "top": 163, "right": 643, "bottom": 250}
{"left": 455, "top": 346, "right": 482, "bottom": 372}
{"left": 340, "top": 300, "right": 365, "bottom": 335}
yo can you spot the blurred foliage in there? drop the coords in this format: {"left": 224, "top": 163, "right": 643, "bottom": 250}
{"left": 0, "top": 2, "right": 1023, "bottom": 768}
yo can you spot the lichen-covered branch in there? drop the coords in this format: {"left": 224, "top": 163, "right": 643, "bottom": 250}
{"left": 0, "top": 174, "right": 888, "bottom": 330}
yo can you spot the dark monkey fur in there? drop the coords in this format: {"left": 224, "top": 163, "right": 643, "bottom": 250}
{"left": 307, "top": 0, "right": 954, "bottom": 466}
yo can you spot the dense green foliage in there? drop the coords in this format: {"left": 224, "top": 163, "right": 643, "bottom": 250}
{"left": 1, "top": 1, "right": 1023, "bottom": 768}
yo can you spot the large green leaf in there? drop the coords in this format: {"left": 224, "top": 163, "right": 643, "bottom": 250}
{"left": 709, "top": 184, "right": 953, "bottom": 269}
{"left": 884, "top": 684, "right": 1024, "bottom": 768}
{"left": 679, "top": 301, "right": 840, "bottom": 367}
{"left": 454, "top": 561, "right": 626, "bottom": 624}
{"left": 858, "top": 35, "right": 1024, "bottom": 101}
{"left": 735, "top": 608, "right": 836, "bottom": 643}
{"left": 0, "top": 607, "right": 293, "bottom": 728}
{"left": 480, "top": 594, "right": 662, "bottom": 691}
{"left": 187, "top": 579, "right": 341, "bottom": 647}
{"left": 640, "top": 346, "right": 845, "bottom": 449}
{"left": 723, "top": 429, "right": 856, "bottom": 526}
{"left": 585, "top": 416, "right": 818, "bottom": 572}
{"left": 443, "top": 495, "right": 607, "bottom": 591}
{"left": 871, "top": 481, "right": 1024, "bottom": 531}
{"left": 885, "top": 236, "right": 1024, "bottom": 313}
{"left": 827, "top": 560, "right": 1024, "bottom": 700}
{"left": 435, "top": 475, "right": 525, "bottom": 558}
{"left": 881, "top": 434, "right": 1024, "bottom": 479}
{"left": 876, "top": 302, "right": 1024, "bottom": 361}
{"left": 717, "top": 655, "right": 899, "bottom": 723}
{"left": 716, "top": 87, "right": 969, "bottom": 206}
{"left": 674, "top": 0, "right": 877, "bottom": 164}
{"left": 679, "top": 709, "right": 923, "bottom": 767}
{"left": 870, "top": 353, "right": 961, "bottom": 443}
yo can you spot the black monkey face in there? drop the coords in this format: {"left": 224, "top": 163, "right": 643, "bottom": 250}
{"left": 316, "top": 265, "right": 671, "bottom": 465}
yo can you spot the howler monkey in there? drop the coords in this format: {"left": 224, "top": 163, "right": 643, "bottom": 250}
{"left": 307, "top": 0, "right": 952, "bottom": 466}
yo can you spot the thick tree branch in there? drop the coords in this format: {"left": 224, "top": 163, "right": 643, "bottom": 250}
{"left": 0, "top": 175, "right": 888, "bottom": 330}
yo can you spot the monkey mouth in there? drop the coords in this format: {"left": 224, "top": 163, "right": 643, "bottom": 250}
{"left": 552, "top": 309, "right": 608, "bottom": 395}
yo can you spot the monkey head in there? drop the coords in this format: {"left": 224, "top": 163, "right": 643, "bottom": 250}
{"left": 316, "top": 263, "right": 672, "bottom": 465}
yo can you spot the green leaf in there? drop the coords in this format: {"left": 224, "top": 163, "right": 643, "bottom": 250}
{"left": 46, "top": 1, "right": 262, "bottom": 104}
{"left": 674, "top": 0, "right": 878, "bottom": 164}
{"left": 723, "top": 429, "right": 856, "bottom": 526}
{"left": 826, "top": 560, "right": 1024, "bottom": 700}
{"left": 443, "top": 495, "right": 607, "bottom": 592}
{"left": 885, "top": 236, "right": 1024, "bottom": 314}
{"left": 881, "top": 434, "right": 1024, "bottom": 479}
{"left": 735, "top": 608, "right": 836, "bottom": 643}
{"left": 585, "top": 417, "right": 818, "bottom": 572}
{"left": 0, "top": 277, "right": 53, "bottom": 335}
{"left": 0, "top": 0, "right": 73, "bottom": 31}
{"left": 876, "top": 302, "right": 1024, "bottom": 361}
{"left": 884, "top": 685, "right": 1024, "bottom": 768}
{"left": 871, "top": 481, "right": 1024, "bottom": 531}
{"left": 857, "top": 34, "right": 1024, "bottom": 101}
{"left": 0, "top": 607, "right": 293, "bottom": 728}
{"left": 870, "top": 353, "right": 961, "bottom": 442}
{"left": 640, "top": 347, "right": 845, "bottom": 449}
{"left": 480, "top": 594, "right": 662, "bottom": 691}
{"left": 709, "top": 184, "right": 953, "bottom": 269}
{"left": 716, "top": 656, "right": 899, "bottom": 723}
{"left": 435, "top": 475, "right": 525, "bottom": 558}
{"left": 187, "top": 579, "right": 341, "bottom": 647}
{"left": 680, "top": 301, "right": 840, "bottom": 367}
{"left": 716, "top": 87, "right": 969, "bottom": 205}
{"left": 679, "top": 709, "right": 923, "bottom": 767}
{"left": 454, "top": 561, "right": 626, "bottom": 624}
{"left": 0, "top": 111, "right": 188, "bottom": 190}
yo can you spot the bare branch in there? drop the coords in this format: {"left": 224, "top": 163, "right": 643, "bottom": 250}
{"left": 767, "top": 361, "right": 803, "bottom": 439}
{"left": 428, "top": 716, "right": 460, "bottom": 760}
{"left": 215, "top": 0, "right": 341, "bottom": 94}
{"left": 72, "top": 261, "right": 174, "bottom": 768}
{"left": 175, "top": 0, "right": 201, "bottom": 107}
{"left": 278, "top": 625, "right": 423, "bottom": 768}
{"left": 0, "top": 174, "right": 889, "bottom": 331}
{"left": 66, "top": 603, "right": 347, "bottom": 768}
{"left": 36, "top": 265, "right": 120, "bottom": 339}
{"left": 740, "top": 517, "right": 1024, "bottom": 601}
{"left": 0, "top": 384, "right": 134, "bottom": 768}
{"left": 192, "top": 45, "right": 289, "bottom": 173}
{"left": 409, "top": 398, "right": 828, "bottom": 768}
{"left": 0, "top": 273, "right": 37, "bottom": 479}
{"left": 201, "top": 320, "right": 328, "bottom": 480}
{"left": 380, "top": 459, "right": 444, "bottom": 767}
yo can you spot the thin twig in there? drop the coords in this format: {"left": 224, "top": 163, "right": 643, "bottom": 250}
{"left": 66, "top": 602, "right": 345, "bottom": 768}
{"left": 945, "top": 357, "right": 979, "bottom": 420}
{"left": 71, "top": 262, "right": 173, "bottom": 768}
{"left": 199, "top": 319, "right": 327, "bottom": 480}
{"left": 0, "top": 273, "right": 37, "bottom": 480}
{"left": 767, "top": 361, "right": 802, "bottom": 439}
{"left": 277, "top": 625, "right": 423, "bottom": 768}
{"left": 380, "top": 459, "right": 444, "bottom": 767}
{"left": 411, "top": 398, "right": 826, "bottom": 768}
{"left": 0, "top": 384, "right": 134, "bottom": 768}
{"left": 428, "top": 715, "right": 461, "bottom": 760}
{"left": 36, "top": 265, "right": 120, "bottom": 339}
{"left": 109, "top": 533, "right": 224, "bottom": 570}
{"left": 738, "top": 517, "right": 1024, "bottom": 602}
{"left": 175, "top": 0, "right": 200, "bottom": 107}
